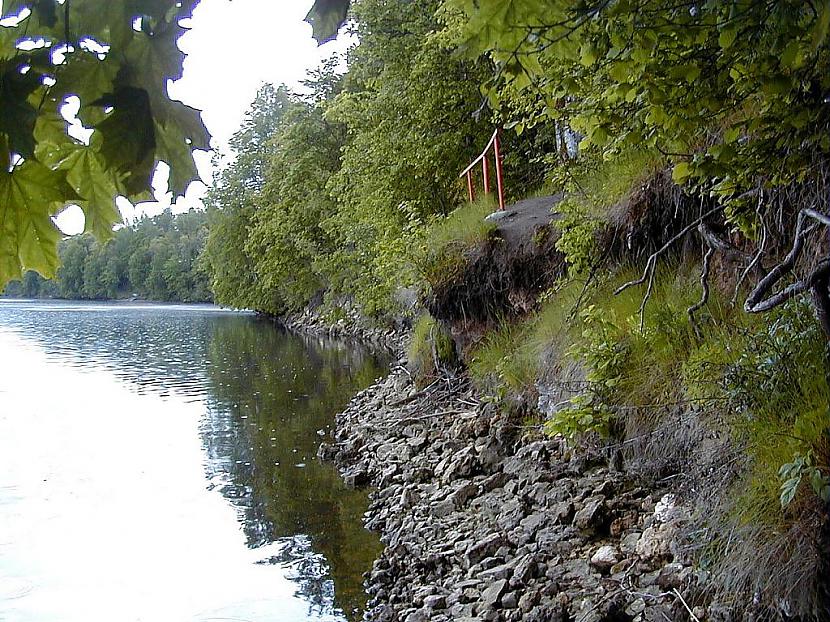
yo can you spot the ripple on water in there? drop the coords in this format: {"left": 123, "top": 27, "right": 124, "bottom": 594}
{"left": 0, "top": 577, "right": 34, "bottom": 600}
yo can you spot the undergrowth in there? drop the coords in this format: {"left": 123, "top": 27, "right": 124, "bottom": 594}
{"left": 471, "top": 266, "right": 830, "bottom": 518}
{"left": 553, "top": 149, "right": 665, "bottom": 277}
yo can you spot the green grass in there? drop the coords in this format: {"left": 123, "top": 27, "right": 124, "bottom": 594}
{"left": 408, "top": 313, "right": 456, "bottom": 386}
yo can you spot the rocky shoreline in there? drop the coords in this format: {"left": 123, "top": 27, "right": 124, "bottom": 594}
{"left": 320, "top": 367, "right": 711, "bottom": 622}
{"left": 276, "top": 305, "right": 407, "bottom": 355}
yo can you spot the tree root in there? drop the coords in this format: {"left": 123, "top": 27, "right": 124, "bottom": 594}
{"left": 744, "top": 209, "right": 830, "bottom": 339}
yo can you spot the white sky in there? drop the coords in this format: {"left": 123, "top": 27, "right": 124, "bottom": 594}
{"left": 56, "top": 0, "right": 349, "bottom": 235}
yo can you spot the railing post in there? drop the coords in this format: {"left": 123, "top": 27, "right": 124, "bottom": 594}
{"left": 493, "top": 129, "right": 505, "bottom": 211}
{"left": 466, "top": 170, "right": 475, "bottom": 203}
{"left": 482, "top": 154, "right": 490, "bottom": 195}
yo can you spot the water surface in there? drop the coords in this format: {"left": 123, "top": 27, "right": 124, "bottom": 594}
{"left": 0, "top": 300, "right": 386, "bottom": 622}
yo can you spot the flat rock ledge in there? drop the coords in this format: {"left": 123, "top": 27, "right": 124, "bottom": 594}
{"left": 320, "top": 368, "right": 714, "bottom": 622}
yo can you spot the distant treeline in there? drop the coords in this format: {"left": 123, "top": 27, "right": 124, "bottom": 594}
{"left": 3, "top": 209, "right": 212, "bottom": 302}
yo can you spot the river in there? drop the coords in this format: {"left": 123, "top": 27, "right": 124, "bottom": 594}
{"left": 0, "top": 300, "right": 387, "bottom": 622}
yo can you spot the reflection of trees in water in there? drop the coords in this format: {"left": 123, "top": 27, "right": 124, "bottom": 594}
{"left": 256, "top": 535, "right": 337, "bottom": 618}
{"left": 0, "top": 302, "right": 231, "bottom": 398}
{"left": 0, "top": 302, "right": 387, "bottom": 620}
{"left": 202, "top": 319, "right": 388, "bottom": 620}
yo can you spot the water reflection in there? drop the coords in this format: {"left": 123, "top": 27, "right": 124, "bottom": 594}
{"left": 0, "top": 300, "right": 387, "bottom": 621}
{"left": 202, "top": 322, "right": 386, "bottom": 618}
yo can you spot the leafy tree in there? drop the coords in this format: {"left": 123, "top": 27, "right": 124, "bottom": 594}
{"left": 0, "top": 0, "right": 209, "bottom": 288}
{"left": 201, "top": 84, "right": 291, "bottom": 313}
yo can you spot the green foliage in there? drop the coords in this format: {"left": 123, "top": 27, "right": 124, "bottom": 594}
{"left": 554, "top": 150, "right": 665, "bottom": 278}
{"left": 450, "top": 0, "right": 830, "bottom": 217}
{"left": 205, "top": 1, "right": 553, "bottom": 318}
{"left": 779, "top": 453, "right": 830, "bottom": 509}
{"left": 711, "top": 301, "right": 830, "bottom": 520}
{"left": 468, "top": 318, "right": 536, "bottom": 398}
{"left": 202, "top": 85, "right": 292, "bottom": 314}
{"left": 408, "top": 314, "right": 456, "bottom": 385}
{"left": 3, "top": 209, "right": 212, "bottom": 302}
{"left": 0, "top": 0, "right": 208, "bottom": 286}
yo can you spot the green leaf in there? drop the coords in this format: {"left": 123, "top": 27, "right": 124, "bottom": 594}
{"left": 580, "top": 43, "right": 600, "bottom": 67}
{"left": 154, "top": 120, "right": 198, "bottom": 196}
{"left": 91, "top": 86, "right": 156, "bottom": 196}
{"left": 305, "top": 0, "right": 349, "bottom": 45}
{"left": 53, "top": 145, "right": 123, "bottom": 240}
{"left": 0, "top": 160, "right": 78, "bottom": 285}
{"left": 719, "top": 27, "right": 737, "bottom": 50}
{"left": 671, "top": 161, "right": 692, "bottom": 184}
{"left": 0, "top": 60, "right": 43, "bottom": 158}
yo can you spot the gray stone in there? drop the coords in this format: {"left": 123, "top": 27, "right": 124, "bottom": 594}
{"left": 574, "top": 496, "right": 606, "bottom": 531}
{"left": 424, "top": 594, "right": 447, "bottom": 610}
{"left": 452, "top": 483, "right": 479, "bottom": 508}
{"left": 519, "top": 590, "right": 541, "bottom": 612}
{"left": 481, "top": 579, "right": 509, "bottom": 609}
{"left": 404, "top": 609, "right": 429, "bottom": 622}
{"left": 620, "top": 531, "right": 642, "bottom": 555}
{"left": 464, "top": 533, "right": 505, "bottom": 569}
{"left": 625, "top": 598, "right": 647, "bottom": 616}
{"left": 501, "top": 591, "right": 519, "bottom": 609}
{"left": 432, "top": 498, "right": 456, "bottom": 518}
{"left": 589, "top": 545, "right": 621, "bottom": 571}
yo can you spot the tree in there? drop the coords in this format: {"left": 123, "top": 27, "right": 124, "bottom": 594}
{"left": 201, "top": 84, "right": 292, "bottom": 313}
{"left": 0, "top": 0, "right": 209, "bottom": 288}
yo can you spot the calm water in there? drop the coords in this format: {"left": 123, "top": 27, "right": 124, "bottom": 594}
{"left": 0, "top": 300, "right": 387, "bottom": 622}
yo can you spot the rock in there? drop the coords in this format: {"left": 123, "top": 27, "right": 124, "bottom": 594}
{"left": 625, "top": 598, "right": 647, "bottom": 616}
{"left": 519, "top": 590, "right": 541, "bottom": 612}
{"left": 479, "top": 561, "right": 514, "bottom": 581}
{"left": 343, "top": 466, "right": 370, "bottom": 488}
{"left": 431, "top": 498, "right": 456, "bottom": 518}
{"left": 501, "top": 591, "right": 519, "bottom": 609}
{"left": 404, "top": 609, "right": 429, "bottom": 622}
{"left": 465, "top": 533, "right": 506, "bottom": 569}
{"left": 452, "top": 483, "right": 479, "bottom": 508}
{"left": 589, "top": 545, "right": 621, "bottom": 571}
{"left": 512, "top": 554, "right": 536, "bottom": 585}
{"left": 657, "top": 562, "right": 690, "bottom": 589}
{"left": 574, "top": 496, "right": 606, "bottom": 531}
{"left": 424, "top": 594, "right": 447, "bottom": 610}
{"left": 481, "top": 579, "right": 509, "bottom": 609}
{"left": 620, "top": 531, "right": 642, "bottom": 555}
{"left": 636, "top": 526, "right": 672, "bottom": 562}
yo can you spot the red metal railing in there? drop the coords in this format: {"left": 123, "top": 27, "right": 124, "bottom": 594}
{"left": 459, "top": 128, "right": 505, "bottom": 211}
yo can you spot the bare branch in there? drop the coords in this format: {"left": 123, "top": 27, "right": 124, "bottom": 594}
{"left": 697, "top": 222, "right": 751, "bottom": 261}
{"left": 688, "top": 246, "right": 715, "bottom": 331}
{"left": 733, "top": 198, "right": 768, "bottom": 304}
